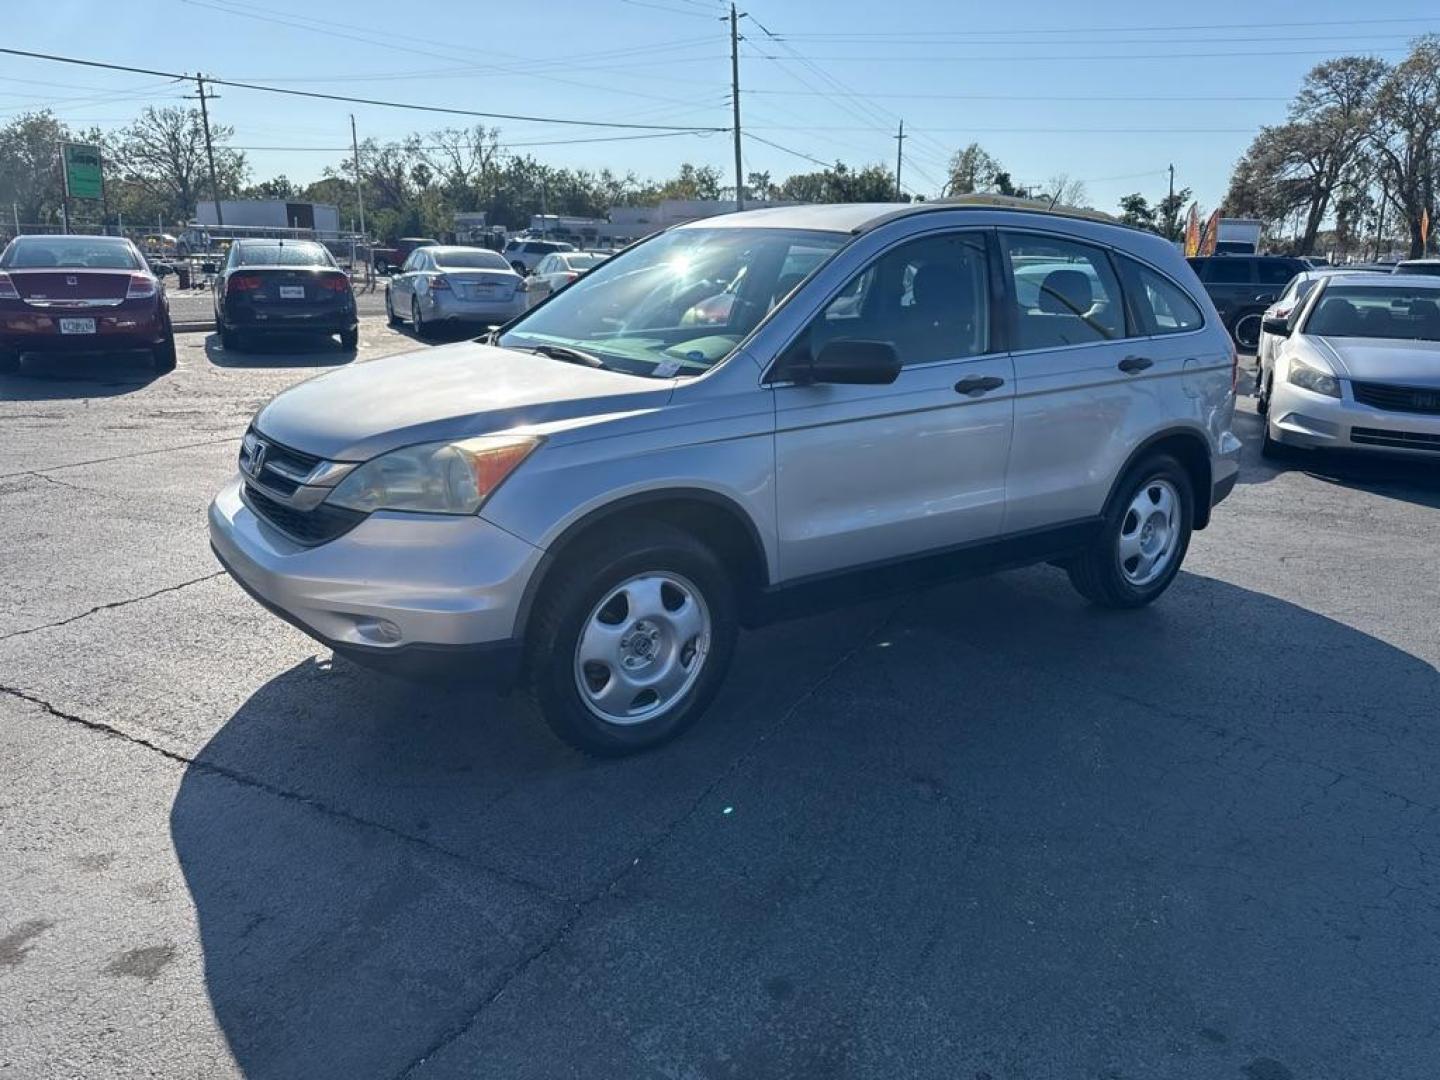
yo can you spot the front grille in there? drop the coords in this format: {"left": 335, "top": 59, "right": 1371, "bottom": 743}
{"left": 1351, "top": 381, "right": 1440, "bottom": 415}
{"left": 1350, "top": 426, "right": 1440, "bottom": 452}
{"left": 255, "top": 432, "right": 323, "bottom": 477}
{"left": 242, "top": 483, "right": 366, "bottom": 546}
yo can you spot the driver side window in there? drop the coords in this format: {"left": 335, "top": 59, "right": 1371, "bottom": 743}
{"left": 801, "top": 231, "right": 992, "bottom": 368}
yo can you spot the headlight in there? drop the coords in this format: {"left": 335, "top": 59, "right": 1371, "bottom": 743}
{"left": 1287, "top": 357, "right": 1340, "bottom": 398}
{"left": 326, "top": 434, "right": 540, "bottom": 514}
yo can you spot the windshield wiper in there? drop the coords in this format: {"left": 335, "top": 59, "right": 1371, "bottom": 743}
{"left": 529, "top": 343, "right": 606, "bottom": 369}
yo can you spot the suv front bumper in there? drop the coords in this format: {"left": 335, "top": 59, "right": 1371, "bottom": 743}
{"left": 208, "top": 475, "right": 542, "bottom": 684}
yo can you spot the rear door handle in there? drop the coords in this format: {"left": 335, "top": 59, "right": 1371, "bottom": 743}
{"left": 954, "top": 375, "right": 1005, "bottom": 395}
{"left": 1118, "top": 355, "right": 1154, "bottom": 374}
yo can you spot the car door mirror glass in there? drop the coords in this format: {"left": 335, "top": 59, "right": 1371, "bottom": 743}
{"left": 808, "top": 339, "right": 902, "bottom": 385}
{"left": 1262, "top": 316, "right": 1291, "bottom": 338}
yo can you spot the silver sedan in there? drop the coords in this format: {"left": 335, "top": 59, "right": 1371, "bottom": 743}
{"left": 386, "top": 246, "right": 526, "bottom": 337}
{"left": 1260, "top": 274, "right": 1440, "bottom": 458}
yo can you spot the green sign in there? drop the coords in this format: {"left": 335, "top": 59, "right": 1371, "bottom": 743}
{"left": 62, "top": 143, "right": 104, "bottom": 201}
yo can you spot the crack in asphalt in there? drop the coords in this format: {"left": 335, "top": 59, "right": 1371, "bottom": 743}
{"left": 390, "top": 598, "right": 908, "bottom": 1080}
{"left": 0, "top": 572, "right": 228, "bottom": 643}
{"left": 0, "top": 684, "right": 564, "bottom": 905}
{"left": 0, "top": 435, "right": 242, "bottom": 481}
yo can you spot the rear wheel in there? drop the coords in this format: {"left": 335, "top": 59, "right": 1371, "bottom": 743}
{"left": 219, "top": 324, "right": 242, "bottom": 352}
{"left": 1232, "top": 312, "right": 1262, "bottom": 352}
{"left": 1068, "top": 454, "right": 1193, "bottom": 609}
{"left": 339, "top": 327, "right": 358, "bottom": 351}
{"left": 412, "top": 298, "right": 430, "bottom": 339}
{"left": 152, "top": 332, "right": 177, "bottom": 373}
{"left": 524, "top": 521, "right": 738, "bottom": 756}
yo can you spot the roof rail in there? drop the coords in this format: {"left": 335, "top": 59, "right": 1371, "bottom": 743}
{"left": 859, "top": 193, "right": 1129, "bottom": 234}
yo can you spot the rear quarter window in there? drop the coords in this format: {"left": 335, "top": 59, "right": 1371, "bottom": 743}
{"left": 1118, "top": 256, "right": 1205, "bottom": 335}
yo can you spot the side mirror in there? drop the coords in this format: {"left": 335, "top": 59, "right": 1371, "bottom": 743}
{"left": 1261, "top": 316, "right": 1291, "bottom": 338}
{"left": 802, "top": 339, "right": 902, "bottom": 385}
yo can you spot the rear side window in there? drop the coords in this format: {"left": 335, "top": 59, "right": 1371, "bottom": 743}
{"left": 1117, "top": 256, "right": 1204, "bottom": 335}
{"left": 1002, "top": 232, "right": 1125, "bottom": 348}
{"left": 1258, "top": 260, "right": 1301, "bottom": 286}
{"left": 1205, "top": 258, "right": 1252, "bottom": 284}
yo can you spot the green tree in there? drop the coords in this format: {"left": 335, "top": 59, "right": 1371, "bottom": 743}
{"left": 945, "top": 142, "right": 1004, "bottom": 196}
{"left": 0, "top": 112, "right": 70, "bottom": 227}
{"left": 112, "top": 106, "right": 248, "bottom": 222}
{"left": 1371, "top": 35, "right": 1440, "bottom": 257}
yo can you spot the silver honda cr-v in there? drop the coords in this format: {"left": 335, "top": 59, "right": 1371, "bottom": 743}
{"left": 210, "top": 198, "right": 1241, "bottom": 754}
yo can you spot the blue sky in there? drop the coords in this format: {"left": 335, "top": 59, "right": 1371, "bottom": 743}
{"left": 5, "top": 0, "right": 1437, "bottom": 217}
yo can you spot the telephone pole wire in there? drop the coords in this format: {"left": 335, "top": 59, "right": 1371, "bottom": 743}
{"left": 194, "top": 74, "right": 224, "bottom": 227}
{"left": 730, "top": 4, "right": 744, "bottom": 211}
{"left": 894, "top": 119, "right": 906, "bottom": 201}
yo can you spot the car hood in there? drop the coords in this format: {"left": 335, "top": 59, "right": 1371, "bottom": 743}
{"left": 1312, "top": 336, "right": 1440, "bottom": 387}
{"left": 253, "top": 341, "right": 671, "bottom": 461}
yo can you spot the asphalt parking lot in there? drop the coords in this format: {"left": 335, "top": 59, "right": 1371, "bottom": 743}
{"left": 3, "top": 322, "right": 1439, "bottom": 1079}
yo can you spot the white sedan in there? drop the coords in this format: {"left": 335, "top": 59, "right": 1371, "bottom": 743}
{"left": 1260, "top": 274, "right": 1440, "bottom": 458}
{"left": 1254, "top": 267, "right": 1374, "bottom": 393}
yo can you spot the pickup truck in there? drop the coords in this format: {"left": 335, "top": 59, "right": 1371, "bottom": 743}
{"left": 371, "top": 237, "right": 439, "bottom": 275}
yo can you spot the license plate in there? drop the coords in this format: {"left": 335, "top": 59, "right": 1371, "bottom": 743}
{"left": 471, "top": 285, "right": 499, "bottom": 298}
{"left": 279, "top": 285, "right": 305, "bottom": 299}
{"left": 59, "top": 318, "right": 96, "bottom": 334}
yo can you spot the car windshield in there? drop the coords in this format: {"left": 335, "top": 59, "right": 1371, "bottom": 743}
{"left": 434, "top": 250, "right": 510, "bottom": 271}
{"left": 1305, "top": 285, "right": 1440, "bottom": 342}
{"left": 235, "top": 243, "right": 333, "bottom": 267}
{"left": 2, "top": 237, "right": 140, "bottom": 270}
{"left": 498, "top": 227, "right": 847, "bottom": 377}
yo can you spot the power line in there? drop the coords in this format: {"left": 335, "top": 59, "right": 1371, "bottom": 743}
{"left": 0, "top": 47, "right": 729, "bottom": 132}
{"left": 618, "top": 0, "right": 721, "bottom": 16}
{"left": 749, "top": 46, "right": 1416, "bottom": 62}
{"left": 746, "top": 88, "right": 1292, "bottom": 102}
{"left": 750, "top": 31, "right": 1431, "bottom": 46}
{"left": 774, "top": 15, "right": 1440, "bottom": 37}
{"left": 230, "top": 130, "right": 718, "bottom": 152}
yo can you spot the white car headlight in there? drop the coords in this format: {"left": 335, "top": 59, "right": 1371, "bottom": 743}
{"left": 1286, "top": 357, "right": 1340, "bottom": 398}
{"left": 326, "top": 434, "right": 540, "bottom": 515}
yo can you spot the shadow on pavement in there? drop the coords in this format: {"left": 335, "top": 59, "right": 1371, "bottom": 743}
{"left": 0, "top": 353, "right": 161, "bottom": 398}
{"left": 171, "top": 571, "right": 1440, "bottom": 1077}
{"left": 203, "top": 332, "right": 356, "bottom": 369}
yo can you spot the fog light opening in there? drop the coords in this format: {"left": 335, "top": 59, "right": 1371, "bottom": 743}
{"left": 356, "top": 618, "right": 403, "bottom": 644}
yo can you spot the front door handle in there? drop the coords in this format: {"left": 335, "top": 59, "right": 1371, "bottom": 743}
{"left": 1118, "top": 355, "right": 1154, "bottom": 374}
{"left": 955, "top": 375, "right": 1005, "bottom": 395}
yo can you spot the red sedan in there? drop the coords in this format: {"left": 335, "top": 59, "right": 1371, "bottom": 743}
{"left": 0, "top": 234, "right": 176, "bottom": 375}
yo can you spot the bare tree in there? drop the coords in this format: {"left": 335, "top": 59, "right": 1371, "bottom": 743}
{"left": 1371, "top": 35, "right": 1440, "bottom": 257}
{"left": 112, "top": 106, "right": 247, "bottom": 222}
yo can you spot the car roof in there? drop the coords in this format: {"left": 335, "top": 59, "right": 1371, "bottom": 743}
{"left": 233, "top": 237, "right": 323, "bottom": 246}
{"left": 1321, "top": 273, "right": 1440, "bottom": 288}
{"left": 11, "top": 233, "right": 131, "bottom": 244}
{"left": 684, "top": 195, "right": 1136, "bottom": 237}
{"left": 428, "top": 245, "right": 500, "bottom": 255}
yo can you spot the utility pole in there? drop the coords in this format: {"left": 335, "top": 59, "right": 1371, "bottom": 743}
{"left": 730, "top": 4, "right": 744, "bottom": 211}
{"left": 1166, "top": 163, "right": 1175, "bottom": 239}
{"left": 894, "top": 119, "right": 906, "bottom": 201}
{"left": 1374, "top": 177, "right": 1388, "bottom": 261}
{"left": 349, "top": 114, "right": 366, "bottom": 238}
{"left": 194, "top": 74, "right": 224, "bottom": 227}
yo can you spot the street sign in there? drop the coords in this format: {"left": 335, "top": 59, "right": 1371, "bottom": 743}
{"left": 62, "top": 143, "right": 104, "bottom": 201}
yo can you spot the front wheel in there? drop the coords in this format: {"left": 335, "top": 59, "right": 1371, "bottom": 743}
{"left": 1068, "top": 454, "right": 1193, "bottom": 609}
{"left": 523, "top": 521, "right": 738, "bottom": 756}
{"left": 385, "top": 289, "right": 400, "bottom": 326}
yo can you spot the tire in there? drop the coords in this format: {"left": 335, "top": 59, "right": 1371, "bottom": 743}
{"left": 523, "top": 521, "right": 739, "bottom": 756}
{"left": 385, "top": 289, "right": 400, "bottom": 326}
{"left": 0, "top": 349, "right": 19, "bottom": 375}
{"left": 152, "top": 332, "right": 177, "bottom": 373}
{"left": 412, "top": 298, "right": 430, "bottom": 340}
{"left": 339, "top": 327, "right": 359, "bottom": 351}
{"left": 1067, "top": 454, "right": 1194, "bottom": 609}
{"left": 219, "top": 324, "right": 242, "bottom": 352}
{"left": 1232, "top": 312, "right": 1262, "bottom": 352}
{"left": 1256, "top": 370, "right": 1271, "bottom": 416}
{"left": 1260, "top": 418, "right": 1288, "bottom": 461}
